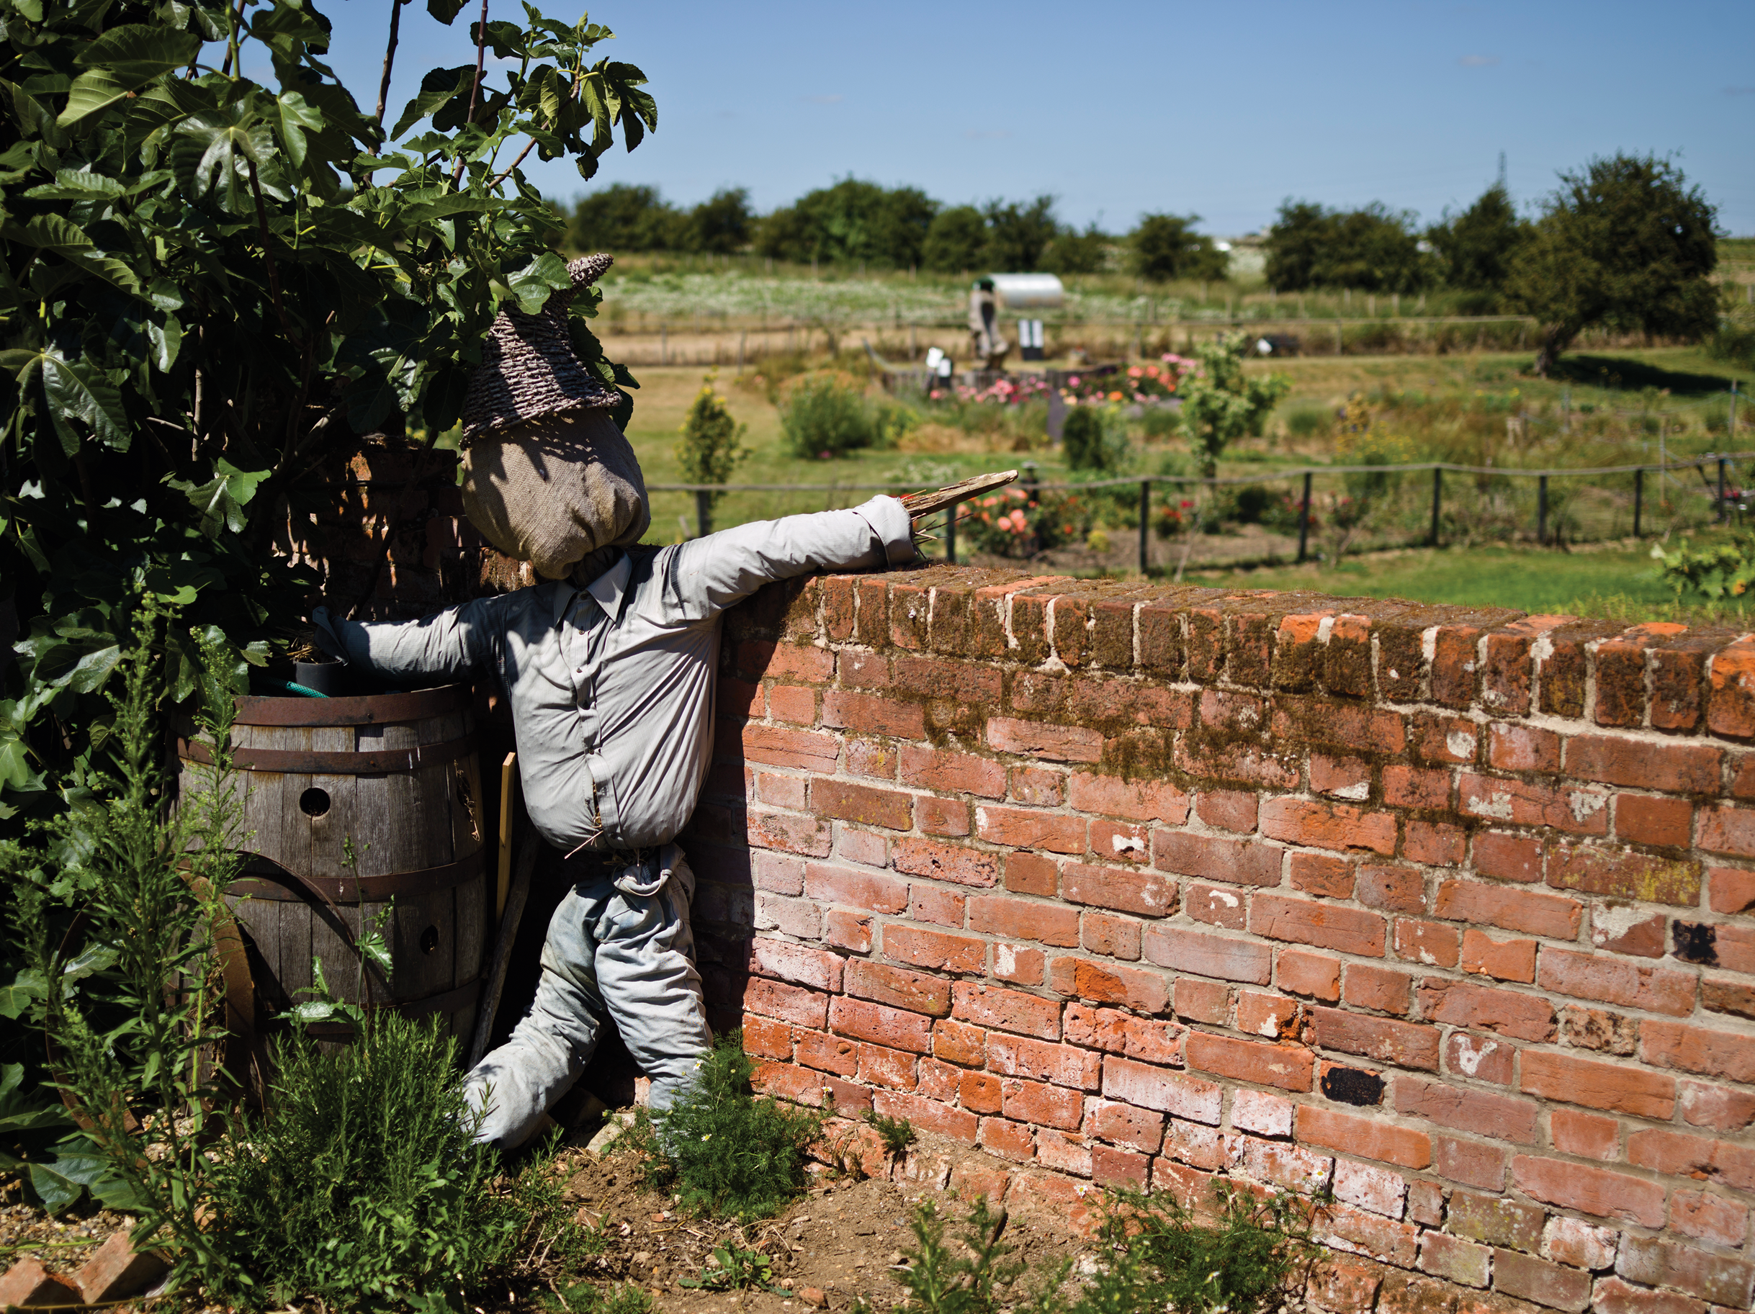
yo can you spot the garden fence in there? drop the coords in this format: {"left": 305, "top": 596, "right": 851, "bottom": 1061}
{"left": 648, "top": 451, "right": 1755, "bottom": 574}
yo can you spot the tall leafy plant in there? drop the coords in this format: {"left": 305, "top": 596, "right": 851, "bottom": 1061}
{"left": 0, "top": 0, "right": 656, "bottom": 833}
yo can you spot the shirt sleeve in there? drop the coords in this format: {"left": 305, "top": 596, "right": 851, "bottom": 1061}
{"left": 662, "top": 494, "right": 915, "bottom": 620}
{"left": 310, "top": 596, "right": 503, "bottom": 681}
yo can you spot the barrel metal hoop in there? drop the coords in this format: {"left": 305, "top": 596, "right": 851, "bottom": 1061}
{"left": 231, "top": 684, "right": 472, "bottom": 727}
{"left": 177, "top": 734, "right": 473, "bottom": 775}
{"left": 231, "top": 849, "right": 485, "bottom": 902}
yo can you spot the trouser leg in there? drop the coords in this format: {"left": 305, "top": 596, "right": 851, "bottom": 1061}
{"left": 462, "top": 881, "right": 609, "bottom": 1149}
{"left": 594, "top": 847, "right": 713, "bottom": 1114}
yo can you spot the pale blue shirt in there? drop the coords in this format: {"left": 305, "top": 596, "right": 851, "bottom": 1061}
{"left": 313, "top": 497, "right": 914, "bottom": 854}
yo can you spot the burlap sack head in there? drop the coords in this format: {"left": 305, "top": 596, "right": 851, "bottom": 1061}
{"left": 462, "top": 408, "right": 650, "bottom": 580}
{"left": 459, "top": 253, "right": 650, "bottom": 579}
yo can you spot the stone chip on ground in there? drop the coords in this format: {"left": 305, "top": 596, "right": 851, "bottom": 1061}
{"left": 0, "top": 1256, "right": 84, "bottom": 1309}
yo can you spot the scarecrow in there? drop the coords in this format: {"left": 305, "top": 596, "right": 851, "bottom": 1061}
{"left": 313, "top": 256, "right": 1005, "bottom": 1149}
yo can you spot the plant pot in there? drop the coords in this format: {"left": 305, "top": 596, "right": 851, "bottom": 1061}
{"left": 293, "top": 659, "right": 345, "bottom": 696}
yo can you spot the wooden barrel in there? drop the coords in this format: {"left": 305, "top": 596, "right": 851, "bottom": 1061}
{"left": 173, "top": 685, "right": 487, "bottom": 1057}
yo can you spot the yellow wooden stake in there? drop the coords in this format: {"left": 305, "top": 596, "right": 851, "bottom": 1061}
{"left": 497, "top": 751, "right": 516, "bottom": 919}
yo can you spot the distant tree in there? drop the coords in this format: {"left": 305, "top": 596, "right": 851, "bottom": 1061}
{"left": 690, "top": 188, "right": 754, "bottom": 254}
{"left": 1428, "top": 183, "right": 1530, "bottom": 291}
{"left": 754, "top": 204, "right": 813, "bottom": 261}
{"left": 983, "top": 195, "right": 1059, "bottom": 271}
{"left": 923, "top": 206, "right": 988, "bottom": 272}
{"left": 1179, "top": 332, "right": 1291, "bottom": 479}
{"left": 674, "top": 372, "right": 749, "bottom": 510}
{"left": 1042, "top": 223, "right": 1112, "bottom": 275}
{"left": 1264, "top": 200, "right": 1431, "bottom": 292}
{"left": 755, "top": 179, "right": 937, "bottom": 267}
{"left": 570, "top": 183, "right": 688, "bottom": 252}
{"left": 1505, "top": 153, "right": 1720, "bottom": 376}
{"left": 1129, "top": 213, "right": 1227, "bottom": 282}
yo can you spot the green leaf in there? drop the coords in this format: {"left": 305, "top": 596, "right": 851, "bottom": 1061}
{"left": 29, "top": 1160, "right": 84, "bottom": 1215}
{"left": 75, "top": 23, "right": 203, "bottom": 81}
{"left": 275, "top": 90, "right": 324, "bottom": 169}
{"left": 427, "top": 0, "right": 470, "bottom": 24}
{"left": 172, "top": 458, "right": 270, "bottom": 538}
{"left": 506, "top": 250, "right": 572, "bottom": 314}
{"left": 392, "top": 65, "right": 472, "bottom": 138}
{"left": 40, "top": 354, "right": 130, "bottom": 451}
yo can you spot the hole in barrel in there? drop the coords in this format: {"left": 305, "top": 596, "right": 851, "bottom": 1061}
{"left": 299, "top": 787, "right": 331, "bottom": 818}
{"left": 420, "top": 926, "right": 439, "bottom": 955}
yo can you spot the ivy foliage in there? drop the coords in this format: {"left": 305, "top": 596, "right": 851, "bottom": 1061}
{"left": 0, "top": 0, "right": 655, "bottom": 828}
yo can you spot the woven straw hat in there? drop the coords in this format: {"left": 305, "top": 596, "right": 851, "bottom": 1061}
{"left": 459, "top": 253, "right": 620, "bottom": 445}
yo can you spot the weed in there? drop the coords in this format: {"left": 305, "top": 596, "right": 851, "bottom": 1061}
{"left": 780, "top": 371, "right": 883, "bottom": 458}
{"left": 888, "top": 1197, "right": 1023, "bottom": 1314}
{"left": 634, "top": 1031, "right": 824, "bottom": 1220}
{"left": 864, "top": 1109, "right": 917, "bottom": 1156}
{"left": 680, "top": 1243, "right": 782, "bottom": 1292}
{"left": 547, "top": 1279, "right": 656, "bottom": 1314}
{"left": 502, "top": 1130, "right": 609, "bottom": 1277}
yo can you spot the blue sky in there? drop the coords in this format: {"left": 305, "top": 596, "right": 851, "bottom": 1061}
{"left": 312, "top": 0, "right": 1755, "bottom": 235}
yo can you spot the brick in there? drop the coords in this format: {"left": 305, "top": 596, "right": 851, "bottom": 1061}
{"left": 899, "top": 745, "right": 1007, "bottom": 798}
{"left": 1197, "top": 789, "right": 1259, "bottom": 833}
{"left": 1273, "top": 693, "right": 1407, "bottom": 754}
{"left": 1474, "top": 832, "right": 1543, "bottom": 884}
{"left": 992, "top": 940, "right": 1045, "bottom": 984}
{"left": 1064, "top": 861, "right": 1178, "bottom": 918}
{"left": 959, "top": 1069, "right": 1004, "bottom": 1113}
{"left": 1449, "top": 1191, "right": 1547, "bottom": 1250}
{"left": 1000, "top": 1076, "right": 1083, "bottom": 1131}
{"left": 1679, "top": 1079, "right": 1755, "bottom": 1131}
{"left": 749, "top": 938, "right": 845, "bottom": 992}
{"left": 1709, "top": 865, "right": 1755, "bottom": 914}
{"left": 824, "top": 908, "right": 873, "bottom": 952}
{"left": 1405, "top": 820, "right": 1467, "bottom": 866}
{"left": 845, "top": 960, "right": 953, "bottom": 1016}
{"left": 968, "top": 893, "right": 1079, "bottom": 947}
{"left": 1615, "top": 1236, "right": 1755, "bottom": 1309}
{"left": 74, "top": 1231, "right": 169, "bottom": 1304}
{"left": 1143, "top": 925, "right": 1273, "bottom": 984}
{"left": 892, "top": 652, "right": 1000, "bottom": 700}
{"left": 1049, "top": 957, "right": 1170, "bottom": 1013}
{"left": 1512, "top": 1155, "right": 1667, "bottom": 1228}
{"left": 1279, "top": 949, "right": 1342, "bottom": 1001}
{"left": 1435, "top": 880, "right": 1582, "bottom": 939}
{"left": 805, "top": 862, "right": 908, "bottom": 913}
{"left": 1459, "top": 774, "right": 1609, "bottom": 836}
{"left": 1590, "top": 905, "right": 1668, "bottom": 957}
{"left": 1591, "top": 1277, "right": 1706, "bottom": 1314}
{"left": 1418, "top": 978, "right": 1555, "bottom": 1042}
{"left": 1651, "top": 641, "right": 1709, "bottom": 731}
{"left": 797, "top": 1030, "right": 860, "bottom": 1077}
{"left": 884, "top": 925, "right": 987, "bottom": 974}
{"left": 1101, "top": 1056, "right": 1224, "bottom": 1123}
{"left": 975, "top": 804, "right": 1085, "bottom": 853}
{"left": 1396, "top": 1075, "right": 1540, "bottom": 1142}
{"left": 1482, "top": 628, "right": 1537, "bottom": 716}
{"left": 1550, "top": 1108, "right": 1619, "bottom": 1160}
{"left": 892, "top": 838, "right": 1000, "bottom": 888}
{"left": 1312, "top": 753, "right": 1372, "bottom": 800}
{"left": 1237, "top": 990, "right": 1300, "bottom": 1038}
{"left": 1301, "top": 1105, "right": 1431, "bottom": 1168}
{"left": 766, "top": 684, "right": 818, "bottom": 725}
{"left": 1386, "top": 764, "right": 1453, "bottom": 811}
{"left": 918, "top": 795, "right": 970, "bottom": 836}
{"left": 1243, "top": 1136, "right": 1336, "bottom": 1194}
{"left": 745, "top": 978, "right": 828, "bottom": 1029}
{"left": 1626, "top": 1127, "right": 1755, "bottom": 1192}
{"left": 1397, "top": 919, "right": 1462, "bottom": 969}
{"left": 1153, "top": 830, "right": 1284, "bottom": 885}
{"left": 951, "top": 982, "right": 1061, "bottom": 1040}
{"left": 1434, "top": 1135, "right": 1509, "bottom": 1190}
{"left": 1260, "top": 798, "right": 1397, "bottom": 855}
{"left": 1175, "top": 977, "right": 1231, "bottom": 1023}
{"left": 986, "top": 716, "right": 1103, "bottom": 763}
{"left": 829, "top": 996, "right": 935, "bottom": 1054}
{"left": 933, "top": 1017, "right": 985, "bottom": 1067}
{"left": 1542, "top": 1217, "right": 1618, "bottom": 1272}
{"left": 743, "top": 1015, "right": 793, "bottom": 1060}
{"left": 1068, "top": 771, "right": 1190, "bottom": 823}
{"left": 1704, "top": 975, "right": 1755, "bottom": 1020}
{"left": 1548, "top": 844, "right": 1701, "bottom": 906}
{"left": 835, "top": 824, "right": 888, "bottom": 866}
{"left": 1034, "top": 1127, "right": 1093, "bottom": 1177}
{"left": 1081, "top": 911, "right": 1142, "bottom": 960}
{"left": 749, "top": 810, "right": 834, "bottom": 858}
{"left": 1309, "top": 1255, "right": 1386, "bottom": 1314}
{"left": 1358, "top": 864, "right": 1425, "bottom": 914}
{"left": 0, "top": 1259, "right": 83, "bottom": 1310}
{"left": 1670, "top": 1189, "right": 1748, "bottom": 1249}
{"left": 1009, "top": 765, "right": 1065, "bottom": 806}
{"left": 987, "top": 1033, "right": 1103, "bottom": 1089}
{"left": 1252, "top": 893, "right": 1386, "bottom": 956}
{"left": 1491, "top": 723, "right": 1562, "bottom": 773}
{"left": 1187, "top": 1032, "right": 1314, "bottom": 1091}
{"left": 1176, "top": 734, "right": 1303, "bottom": 788}
{"left": 1185, "top": 882, "right": 1248, "bottom": 929}
{"left": 1164, "top": 1117, "right": 1240, "bottom": 1171}
{"left": 1420, "top": 1232, "right": 1491, "bottom": 1287}
{"left": 1461, "top": 930, "right": 1537, "bottom": 983}
{"left": 1493, "top": 1251, "right": 1592, "bottom": 1313}
{"left": 1536, "top": 948, "right": 1694, "bottom": 1016}
{"left": 1699, "top": 804, "right": 1755, "bottom": 857}
{"left": 738, "top": 724, "right": 841, "bottom": 772}
{"left": 1291, "top": 851, "right": 1356, "bottom": 898}
{"left": 1557, "top": 1004, "right": 1638, "bottom": 1056}
{"left": 753, "top": 891, "right": 821, "bottom": 937}
{"left": 1233, "top": 1089, "right": 1294, "bottom": 1137}
{"left": 909, "top": 883, "right": 967, "bottom": 928}
{"left": 1005, "top": 851, "right": 1057, "bottom": 896}
{"left": 751, "top": 850, "right": 806, "bottom": 895}
{"left": 1310, "top": 1005, "right": 1443, "bottom": 1071}
{"left": 1345, "top": 963, "right": 1413, "bottom": 1014}
{"left": 1641, "top": 1019, "right": 1755, "bottom": 1083}
{"left": 823, "top": 690, "right": 925, "bottom": 739}
{"left": 873, "top": 1090, "right": 978, "bottom": 1144}
{"left": 1432, "top": 625, "right": 1485, "bottom": 707}
{"left": 755, "top": 768, "right": 807, "bottom": 808}
{"left": 1615, "top": 794, "right": 1693, "bottom": 848}
{"left": 1592, "top": 638, "right": 1650, "bottom": 727}
{"left": 1567, "top": 735, "right": 1720, "bottom": 794}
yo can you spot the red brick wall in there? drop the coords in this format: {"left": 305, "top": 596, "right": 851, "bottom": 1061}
{"left": 686, "top": 565, "right": 1755, "bottom": 1314}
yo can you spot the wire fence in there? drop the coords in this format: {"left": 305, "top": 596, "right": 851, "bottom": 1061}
{"left": 648, "top": 451, "right": 1755, "bottom": 574}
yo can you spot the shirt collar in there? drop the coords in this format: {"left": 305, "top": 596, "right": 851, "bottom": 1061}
{"left": 585, "top": 552, "right": 633, "bottom": 619}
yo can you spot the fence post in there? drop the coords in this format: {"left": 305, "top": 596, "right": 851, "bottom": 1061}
{"left": 695, "top": 489, "right": 712, "bottom": 539}
{"left": 1719, "top": 457, "right": 1728, "bottom": 523}
{"left": 1430, "top": 467, "right": 1442, "bottom": 546}
{"left": 1296, "top": 471, "right": 1313, "bottom": 563}
{"left": 945, "top": 502, "right": 956, "bottom": 565}
{"left": 1634, "top": 467, "right": 1644, "bottom": 538}
{"left": 1537, "top": 474, "right": 1548, "bottom": 545}
{"left": 660, "top": 323, "right": 668, "bottom": 366}
{"left": 1139, "top": 480, "right": 1151, "bottom": 574}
